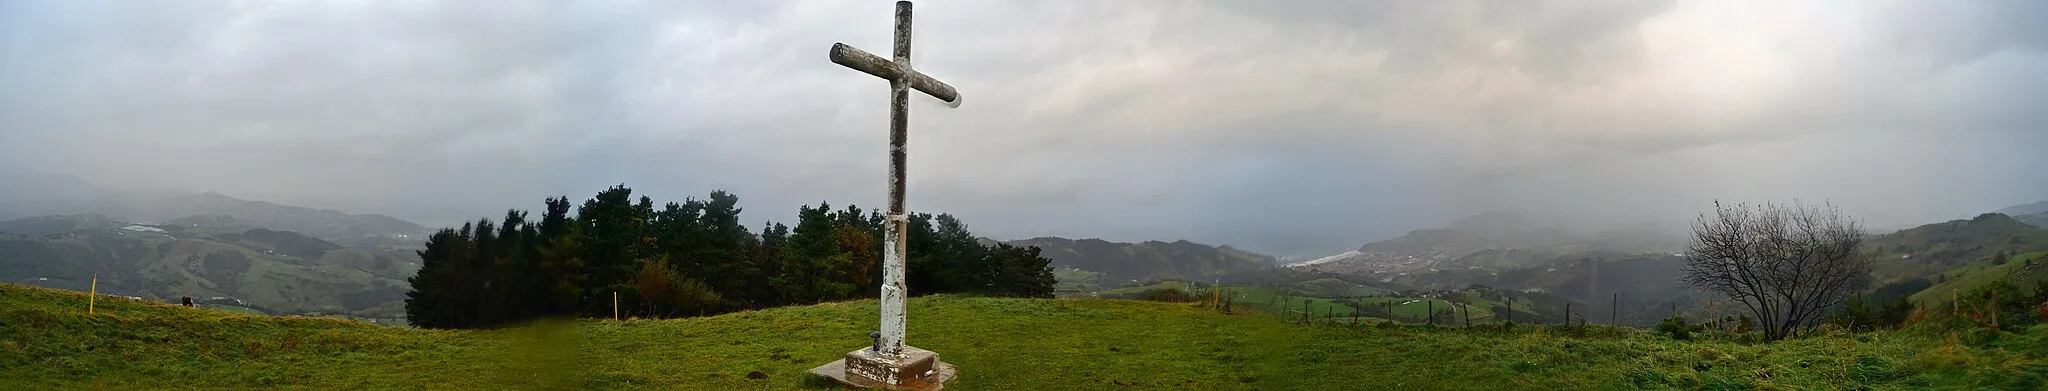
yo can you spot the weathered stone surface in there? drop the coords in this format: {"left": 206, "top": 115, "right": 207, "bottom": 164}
{"left": 810, "top": 346, "right": 955, "bottom": 390}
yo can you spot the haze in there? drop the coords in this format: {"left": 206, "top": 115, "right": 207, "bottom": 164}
{"left": 2, "top": 0, "right": 2044, "bottom": 258}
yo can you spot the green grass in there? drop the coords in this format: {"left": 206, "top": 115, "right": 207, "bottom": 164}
{"left": 207, "top": 305, "right": 268, "bottom": 315}
{"left": 1052, "top": 268, "right": 1102, "bottom": 296}
{"left": 4, "top": 283, "right": 2046, "bottom": 390}
{"left": 1909, "top": 252, "right": 2048, "bottom": 308}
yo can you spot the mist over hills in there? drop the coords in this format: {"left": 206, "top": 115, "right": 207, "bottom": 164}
{"left": 1295, "top": 210, "right": 1688, "bottom": 275}
{"left": 1003, "top": 237, "right": 1278, "bottom": 287}
{"left": 0, "top": 170, "right": 425, "bottom": 241}
{"left": 3, "top": 163, "right": 2044, "bottom": 327}
{"left": 0, "top": 214, "right": 412, "bottom": 319}
{"left": 1996, "top": 200, "right": 2048, "bottom": 218}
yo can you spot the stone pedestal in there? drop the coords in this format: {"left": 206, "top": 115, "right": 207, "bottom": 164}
{"left": 810, "top": 346, "right": 955, "bottom": 390}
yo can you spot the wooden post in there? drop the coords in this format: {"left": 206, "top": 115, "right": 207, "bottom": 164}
{"left": 1462, "top": 303, "right": 1471, "bottom": 328}
{"left": 1990, "top": 290, "right": 1998, "bottom": 329}
{"left": 88, "top": 276, "right": 97, "bottom": 315}
{"left": 1611, "top": 293, "right": 1618, "bottom": 325}
{"left": 1565, "top": 302, "right": 1571, "bottom": 327}
{"left": 1952, "top": 288, "right": 1959, "bottom": 317}
{"left": 1506, "top": 298, "right": 1512, "bottom": 325}
{"left": 613, "top": 291, "right": 620, "bottom": 321}
{"left": 1427, "top": 300, "right": 1435, "bottom": 326}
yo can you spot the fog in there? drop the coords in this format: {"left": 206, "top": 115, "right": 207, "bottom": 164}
{"left": 2, "top": 0, "right": 2045, "bottom": 258}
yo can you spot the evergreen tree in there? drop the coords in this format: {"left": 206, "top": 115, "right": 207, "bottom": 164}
{"left": 404, "top": 228, "right": 464, "bottom": 329}
{"left": 403, "top": 185, "right": 1064, "bottom": 328}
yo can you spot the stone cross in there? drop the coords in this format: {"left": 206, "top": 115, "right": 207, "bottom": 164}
{"left": 828, "top": 0, "right": 960, "bottom": 357}
{"left": 812, "top": 1, "right": 961, "bottom": 389}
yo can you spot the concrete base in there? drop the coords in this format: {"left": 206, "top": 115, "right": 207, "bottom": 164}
{"left": 809, "top": 346, "right": 955, "bottom": 390}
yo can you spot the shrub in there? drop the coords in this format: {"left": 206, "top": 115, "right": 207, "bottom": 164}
{"left": 1137, "top": 287, "right": 1194, "bottom": 302}
{"left": 1657, "top": 316, "right": 1703, "bottom": 340}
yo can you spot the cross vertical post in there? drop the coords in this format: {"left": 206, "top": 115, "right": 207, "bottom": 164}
{"left": 877, "top": 0, "right": 914, "bottom": 358}
{"left": 812, "top": 1, "right": 962, "bottom": 388}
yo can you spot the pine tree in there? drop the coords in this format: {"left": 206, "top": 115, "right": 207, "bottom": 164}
{"left": 404, "top": 228, "right": 464, "bottom": 329}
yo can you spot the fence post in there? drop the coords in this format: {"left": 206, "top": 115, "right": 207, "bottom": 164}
{"left": 1565, "top": 302, "right": 1571, "bottom": 327}
{"left": 1611, "top": 293, "right": 1618, "bottom": 325}
{"left": 613, "top": 291, "right": 620, "bottom": 321}
{"left": 1303, "top": 299, "right": 1312, "bottom": 324}
{"left": 1462, "top": 303, "right": 1470, "bottom": 328}
{"left": 1991, "top": 290, "right": 1999, "bottom": 330}
{"left": 1428, "top": 300, "right": 1435, "bottom": 326}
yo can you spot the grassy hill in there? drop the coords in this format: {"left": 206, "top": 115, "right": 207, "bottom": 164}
{"left": 8, "top": 283, "right": 2045, "bottom": 390}
{"left": 1320, "top": 211, "right": 1686, "bottom": 274}
{"left": 2020, "top": 212, "right": 2048, "bottom": 229}
{"left": 1907, "top": 252, "right": 2048, "bottom": 308}
{"left": 1997, "top": 200, "right": 2048, "bottom": 218}
{"left": 1866, "top": 213, "right": 2048, "bottom": 284}
{"left": 1010, "top": 237, "right": 1276, "bottom": 288}
{"left": 0, "top": 217, "right": 411, "bottom": 319}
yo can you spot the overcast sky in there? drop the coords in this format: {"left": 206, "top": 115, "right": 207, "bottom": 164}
{"left": 2, "top": 0, "right": 2045, "bottom": 258}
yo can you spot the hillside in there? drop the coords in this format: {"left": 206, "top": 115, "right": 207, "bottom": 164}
{"left": 0, "top": 216, "right": 411, "bottom": 319}
{"left": 1865, "top": 213, "right": 2048, "bottom": 284}
{"left": 1308, "top": 211, "right": 1685, "bottom": 275}
{"left": 1008, "top": 237, "right": 1276, "bottom": 288}
{"left": 1905, "top": 252, "right": 2048, "bottom": 308}
{"left": 5, "top": 283, "right": 2045, "bottom": 390}
{"left": 1996, "top": 200, "right": 2048, "bottom": 217}
{"left": 0, "top": 171, "right": 425, "bottom": 241}
{"left": 2019, "top": 212, "right": 2048, "bottom": 228}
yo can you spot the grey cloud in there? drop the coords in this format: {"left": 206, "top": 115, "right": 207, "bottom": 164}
{"left": 2, "top": 1, "right": 2045, "bottom": 258}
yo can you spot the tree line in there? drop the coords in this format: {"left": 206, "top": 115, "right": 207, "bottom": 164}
{"left": 403, "top": 185, "right": 1055, "bottom": 329}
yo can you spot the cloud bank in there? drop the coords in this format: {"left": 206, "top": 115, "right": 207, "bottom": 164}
{"left": 3, "top": 0, "right": 2044, "bottom": 257}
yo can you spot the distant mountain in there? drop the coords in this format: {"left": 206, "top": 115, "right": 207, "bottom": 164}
{"left": 1005, "top": 237, "right": 1277, "bottom": 288}
{"left": 129, "top": 192, "right": 426, "bottom": 240}
{"left": 1995, "top": 200, "right": 2048, "bottom": 217}
{"left": 1310, "top": 211, "right": 1686, "bottom": 274}
{"left": 0, "top": 214, "right": 126, "bottom": 237}
{"left": 2018, "top": 212, "right": 2048, "bottom": 228}
{"left": 0, "top": 215, "right": 412, "bottom": 319}
{"left": 0, "top": 171, "right": 425, "bottom": 241}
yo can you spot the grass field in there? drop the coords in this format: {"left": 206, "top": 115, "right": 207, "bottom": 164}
{"left": 1910, "top": 252, "right": 2048, "bottom": 308}
{"left": 1052, "top": 268, "right": 1103, "bottom": 297}
{"left": 4, "top": 283, "right": 2046, "bottom": 390}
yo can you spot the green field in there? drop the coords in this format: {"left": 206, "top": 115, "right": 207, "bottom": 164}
{"left": 1226, "top": 286, "right": 1536, "bottom": 324}
{"left": 1910, "top": 252, "right": 2048, "bottom": 308}
{"left": 1052, "top": 268, "right": 1103, "bottom": 297}
{"left": 4, "top": 283, "right": 2046, "bottom": 390}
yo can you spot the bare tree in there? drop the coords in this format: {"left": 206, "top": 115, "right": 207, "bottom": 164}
{"left": 1680, "top": 201, "right": 1873, "bottom": 340}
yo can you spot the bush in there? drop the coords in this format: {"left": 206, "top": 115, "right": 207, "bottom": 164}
{"left": 1137, "top": 287, "right": 1194, "bottom": 302}
{"left": 1829, "top": 295, "right": 1915, "bottom": 331}
{"left": 1657, "top": 316, "right": 1704, "bottom": 341}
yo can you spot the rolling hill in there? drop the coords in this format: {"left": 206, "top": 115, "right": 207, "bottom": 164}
{"left": 1006, "top": 237, "right": 1277, "bottom": 288}
{"left": 1302, "top": 211, "right": 1686, "bottom": 275}
{"left": 0, "top": 215, "right": 412, "bottom": 320}
{"left": 0, "top": 171, "right": 425, "bottom": 242}
{"left": 2019, "top": 212, "right": 2048, "bottom": 228}
{"left": 1865, "top": 213, "right": 2048, "bottom": 284}
{"left": 1996, "top": 200, "right": 2048, "bottom": 217}
{"left": 4, "top": 283, "right": 2043, "bottom": 390}
{"left": 1904, "top": 252, "right": 2048, "bottom": 308}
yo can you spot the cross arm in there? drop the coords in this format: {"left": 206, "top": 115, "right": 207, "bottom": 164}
{"left": 830, "top": 42, "right": 962, "bottom": 107}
